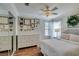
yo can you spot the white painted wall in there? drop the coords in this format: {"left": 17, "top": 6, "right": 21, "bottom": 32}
{"left": 39, "top": 19, "right": 45, "bottom": 40}
{"left": 0, "top": 4, "right": 19, "bottom": 52}
{"left": 0, "top": 10, "right": 9, "bottom": 16}
{"left": 0, "top": 4, "right": 45, "bottom": 52}
{"left": 61, "top": 16, "right": 79, "bottom": 39}
{"left": 17, "top": 19, "right": 41, "bottom": 48}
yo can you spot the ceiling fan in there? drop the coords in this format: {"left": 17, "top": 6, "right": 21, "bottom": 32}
{"left": 41, "top": 5, "right": 58, "bottom": 17}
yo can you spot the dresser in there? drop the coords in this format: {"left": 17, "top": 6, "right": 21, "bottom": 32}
{"left": 18, "top": 34, "right": 40, "bottom": 48}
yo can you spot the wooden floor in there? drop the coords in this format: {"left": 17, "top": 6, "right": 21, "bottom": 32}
{"left": 14, "top": 46, "right": 43, "bottom": 56}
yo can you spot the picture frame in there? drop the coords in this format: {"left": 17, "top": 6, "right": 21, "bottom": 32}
{"left": 26, "top": 26, "right": 31, "bottom": 31}
{"left": 4, "top": 25, "right": 9, "bottom": 29}
{"left": 31, "top": 19, "right": 35, "bottom": 28}
{"left": 23, "top": 25, "right": 27, "bottom": 29}
{"left": 0, "top": 17, "right": 8, "bottom": 24}
{"left": 24, "top": 19, "right": 30, "bottom": 25}
{"left": 2, "top": 17, "right": 8, "bottom": 24}
{"left": 19, "top": 17, "right": 39, "bottom": 31}
{"left": 31, "top": 19, "right": 34, "bottom": 23}
{"left": 0, "top": 25, "right": 3, "bottom": 29}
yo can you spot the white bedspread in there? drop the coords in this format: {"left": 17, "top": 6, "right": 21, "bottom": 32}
{"left": 39, "top": 39, "right": 79, "bottom": 56}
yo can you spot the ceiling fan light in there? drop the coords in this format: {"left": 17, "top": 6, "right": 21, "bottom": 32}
{"left": 41, "top": 5, "right": 58, "bottom": 17}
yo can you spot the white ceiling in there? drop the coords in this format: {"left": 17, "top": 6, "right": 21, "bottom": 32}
{"left": 1, "top": 3, "right": 79, "bottom": 20}
{"left": 0, "top": 3, "right": 9, "bottom": 16}
{"left": 14, "top": 3, "right": 79, "bottom": 20}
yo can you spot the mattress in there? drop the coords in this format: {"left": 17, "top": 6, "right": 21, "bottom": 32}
{"left": 39, "top": 39, "right": 79, "bottom": 56}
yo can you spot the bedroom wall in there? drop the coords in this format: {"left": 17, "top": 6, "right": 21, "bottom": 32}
{"left": 61, "top": 16, "right": 79, "bottom": 33}
{"left": 17, "top": 19, "right": 41, "bottom": 48}
{"left": 61, "top": 16, "right": 79, "bottom": 39}
{"left": 39, "top": 20, "right": 50, "bottom": 39}
{"left": 3, "top": 4, "right": 18, "bottom": 52}
{"left": 0, "top": 10, "right": 9, "bottom": 16}
{"left": 61, "top": 17, "right": 68, "bottom": 32}
{"left": 0, "top": 6, "right": 14, "bottom": 36}
{"left": 0, "top": 4, "right": 45, "bottom": 52}
{"left": 59, "top": 8, "right": 79, "bottom": 39}
{"left": 0, "top": 5, "right": 13, "bottom": 52}
{"left": 0, "top": 4, "right": 19, "bottom": 52}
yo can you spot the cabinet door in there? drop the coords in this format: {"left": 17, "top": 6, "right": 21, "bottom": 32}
{"left": 0, "top": 36, "right": 11, "bottom": 51}
{"left": 18, "top": 35, "right": 27, "bottom": 48}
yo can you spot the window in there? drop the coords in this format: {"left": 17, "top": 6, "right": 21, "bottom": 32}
{"left": 52, "top": 21, "right": 61, "bottom": 39}
{"left": 45, "top": 22, "right": 49, "bottom": 36}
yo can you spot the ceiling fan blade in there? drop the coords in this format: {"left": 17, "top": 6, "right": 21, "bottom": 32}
{"left": 52, "top": 13, "right": 58, "bottom": 15}
{"left": 51, "top": 7, "right": 58, "bottom": 11}
{"left": 40, "top": 9, "right": 49, "bottom": 12}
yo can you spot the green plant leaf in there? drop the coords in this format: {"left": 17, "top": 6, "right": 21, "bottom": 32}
{"left": 67, "top": 15, "right": 79, "bottom": 27}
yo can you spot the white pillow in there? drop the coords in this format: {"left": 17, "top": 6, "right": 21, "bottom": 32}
{"left": 70, "top": 34, "right": 79, "bottom": 42}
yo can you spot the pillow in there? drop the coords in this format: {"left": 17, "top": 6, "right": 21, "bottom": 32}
{"left": 61, "top": 33, "right": 70, "bottom": 40}
{"left": 70, "top": 34, "right": 79, "bottom": 42}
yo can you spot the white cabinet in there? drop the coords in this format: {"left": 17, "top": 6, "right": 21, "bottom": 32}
{"left": 0, "top": 36, "right": 11, "bottom": 51}
{"left": 18, "top": 34, "right": 40, "bottom": 48}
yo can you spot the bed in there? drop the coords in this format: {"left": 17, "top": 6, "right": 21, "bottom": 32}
{"left": 39, "top": 39, "right": 79, "bottom": 56}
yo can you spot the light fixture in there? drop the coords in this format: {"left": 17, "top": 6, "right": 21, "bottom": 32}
{"left": 41, "top": 5, "right": 58, "bottom": 17}
{"left": 43, "top": 11, "right": 53, "bottom": 17}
